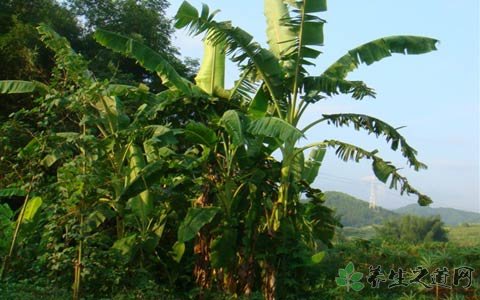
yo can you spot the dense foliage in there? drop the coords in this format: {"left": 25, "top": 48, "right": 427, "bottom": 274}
{"left": 0, "top": 0, "right": 197, "bottom": 119}
{"left": 0, "top": 0, "right": 452, "bottom": 299}
{"left": 376, "top": 215, "right": 448, "bottom": 244}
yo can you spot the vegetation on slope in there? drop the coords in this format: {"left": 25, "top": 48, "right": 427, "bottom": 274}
{"left": 324, "top": 191, "right": 397, "bottom": 227}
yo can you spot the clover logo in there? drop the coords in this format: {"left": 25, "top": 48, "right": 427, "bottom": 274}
{"left": 335, "top": 262, "right": 365, "bottom": 292}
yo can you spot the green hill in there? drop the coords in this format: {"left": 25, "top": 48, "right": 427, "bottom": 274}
{"left": 324, "top": 191, "right": 397, "bottom": 227}
{"left": 394, "top": 204, "right": 480, "bottom": 226}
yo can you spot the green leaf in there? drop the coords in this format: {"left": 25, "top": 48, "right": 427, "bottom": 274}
{"left": 323, "top": 139, "right": 431, "bottom": 206}
{"left": 22, "top": 197, "right": 42, "bottom": 222}
{"left": 335, "top": 277, "right": 347, "bottom": 286}
{"left": 323, "top": 36, "right": 438, "bottom": 79}
{"left": 264, "top": 0, "right": 296, "bottom": 59}
{"left": 171, "top": 241, "right": 185, "bottom": 263}
{"left": 220, "top": 110, "right": 245, "bottom": 146}
{"left": 174, "top": 2, "right": 284, "bottom": 110}
{"left": 323, "top": 113, "right": 426, "bottom": 170}
{"left": 351, "top": 281, "right": 365, "bottom": 291}
{"left": 302, "top": 75, "right": 376, "bottom": 101}
{"left": 196, "top": 32, "right": 226, "bottom": 95}
{"left": 112, "top": 234, "right": 138, "bottom": 257}
{"left": 85, "top": 208, "right": 111, "bottom": 232}
{"left": 0, "top": 80, "right": 48, "bottom": 94}
{"left": 178, "top": 207, "right": 221, "bottom": 242}
{"left": 210, "top": 228, "right": 237, "bottom": 268}
{"left": 372, "top": 159, "right": 395, "bottom": 183}
{"left": 248, "top": 117, "right": 303, "bottom": 143}
{"left": 184, "top": 121, "right": 218, "bottom": 147}
{"left": 350, "top": 272, "right": 363, "bottom": 282}
{"left": 311, "top": 251, "right": 325, "bottom": 264}
{"left": 127, "top": 144, "right": 153, "bottom": 221}
{"left": 338, "top": 268, "right": 347, "bottom": 278}
{"left": 174, "top": 1, "right": 199, "bottom": 29}
{"left": 94, "top": 29, "right": 193, "bottom": 94}
{"left": 248, "top": 87, "right": 269, "bottom": 119}
{"left": 345, "top": 262, "right": 355, "bottom": 274}
{"left": 301, "top": 22, "right": 324, "bottom": 46}
{"left": 0, "top": 188, "right": 26, "bottom": 197}
{"left": 119, "top": 160, "right": 167, "bottom": 202}
{"left": 303, "top": 146, "right": 326, "bottom": 184}
{"left": 41, "top": 154, "right": 59, "bottom": 168}
{"left": 304, "top": 0, "right": 327, "bottom": 13}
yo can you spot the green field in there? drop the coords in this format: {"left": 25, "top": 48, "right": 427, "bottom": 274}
{"left": 447, "top": 223, "right": 480, "bottom": 247}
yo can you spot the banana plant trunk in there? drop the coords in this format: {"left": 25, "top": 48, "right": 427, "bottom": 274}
{"left": 193, "top": 183, "right": 214, "bottom": 297}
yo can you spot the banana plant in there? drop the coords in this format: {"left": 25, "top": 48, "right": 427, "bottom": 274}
{"left": 57, "top": 1, "right": 437, "bottom": 297}
{"left": 173, "top": 1, "right": 437, "bottom": 297}
{"left": 174, "top": 0, "right": 435, "bottom": 228}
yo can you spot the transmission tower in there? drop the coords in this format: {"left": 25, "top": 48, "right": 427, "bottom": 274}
{"left": 369, "top": 178, "right": 377, "bottom": 210}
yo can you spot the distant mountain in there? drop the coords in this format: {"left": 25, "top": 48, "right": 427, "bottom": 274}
{"left": 394, "top": 204, "right": 480, "bottom": 226}
{"left": 324, "top": 191, "right": 397, "bottom": 227}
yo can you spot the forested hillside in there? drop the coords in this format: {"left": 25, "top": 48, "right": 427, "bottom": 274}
{"left": 394, "top": 203, "right": 480, "bottom": 226}
{"left": 324, "top": 191, "right": 480, "bottom": 227}
{"left": 324, "top": 191, "right": 397, "bottom": 226}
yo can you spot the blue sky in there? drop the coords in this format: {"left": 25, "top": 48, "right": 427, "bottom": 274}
{"left": 166, "top": 0, "right": 479, "bottom": 212}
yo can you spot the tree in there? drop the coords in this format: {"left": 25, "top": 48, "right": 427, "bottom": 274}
{"left": 376, "top": 215, "right": 448, "bottom": 244}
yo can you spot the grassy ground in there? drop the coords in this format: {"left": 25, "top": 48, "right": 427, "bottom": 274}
{"left": 447, "top": 223, "right": 480, "bottom": 247}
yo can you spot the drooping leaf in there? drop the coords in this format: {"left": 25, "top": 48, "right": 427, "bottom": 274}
{"left": 322, "top": 139, "right": 432, "bottom": 206}
{"left": 94, "top": 29, "right": 193, "bottom": 94}
{"left": 178, "top": 207, "right": 221, "bottom": 242}
{"left": 323, "top": 113, "right": 427, "bottom": 170}
{"left": 323, "top": 36, "right": 438, "bottom": 79}
{"left": 302, "top": 75, "right": 376, "bottom": 102}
